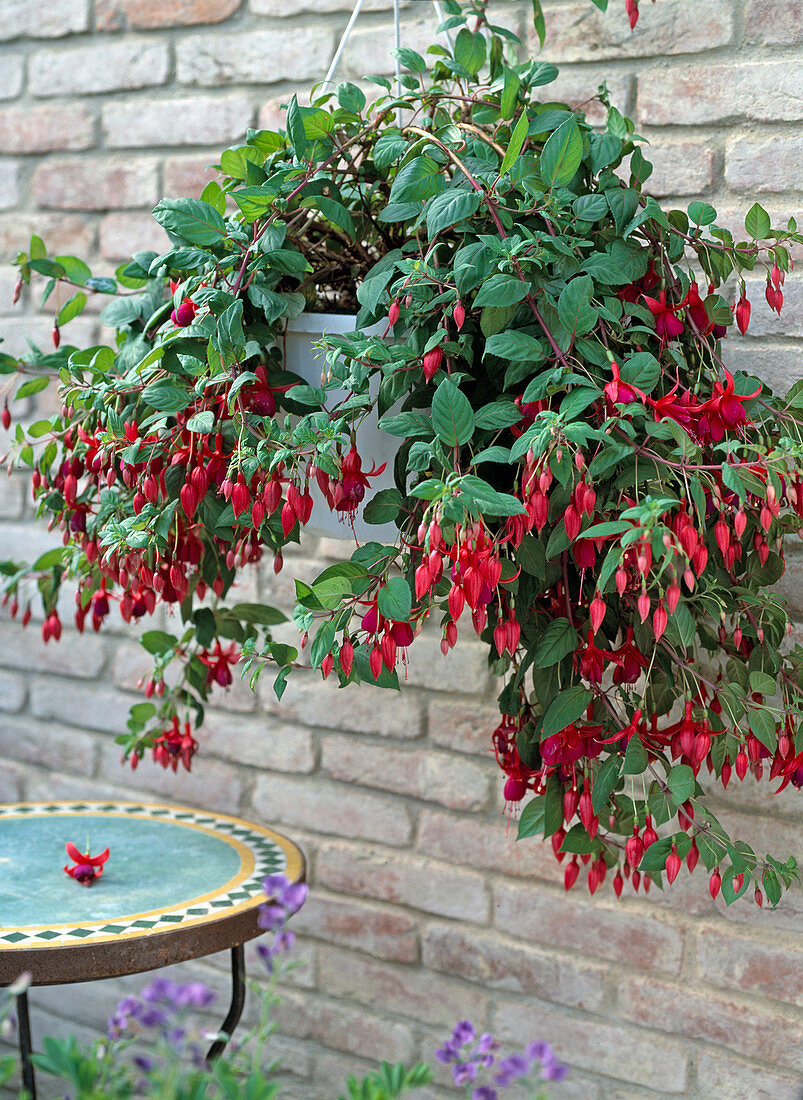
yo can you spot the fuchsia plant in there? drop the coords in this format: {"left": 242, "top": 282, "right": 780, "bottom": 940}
{"left": 1, "top": 0, "right": 802, "bottom": 906}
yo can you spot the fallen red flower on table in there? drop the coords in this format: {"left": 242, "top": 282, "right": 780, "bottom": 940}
{"left": 63, "top": 841, "right": 110, "bottom": 886}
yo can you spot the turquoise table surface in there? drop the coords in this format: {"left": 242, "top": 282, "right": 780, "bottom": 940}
{"left": 0, "top": 801, "right": 305, "bottom": 1100}
{"left": 0, "top": 801, "right": 305, "bottom": 982}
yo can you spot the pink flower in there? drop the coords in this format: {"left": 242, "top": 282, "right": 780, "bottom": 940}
{"left": 643, "top": 290, "right": 684, "bottom": 341}
{"left": 64, "top": 842, "right": 110, "bottom": 886}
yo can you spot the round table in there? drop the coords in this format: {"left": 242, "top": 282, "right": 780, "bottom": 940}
{"left": 0, "top": 800, "right": 305, "bottom": 1098}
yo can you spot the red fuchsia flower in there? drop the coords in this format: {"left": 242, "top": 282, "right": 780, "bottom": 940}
{"left": 152, "top": 716, "right": 198, "bottom": 772}
{"left": 198, "top": 640, "right": 240, "bottom": 687}
{"left": 331, "top": 445, "right": 386, "bottom": 521}
{"left": 492, "top": 716, "right": 540, "bottom": 804}
{"left": 574, "top": 631, "right": 619, "bottom": 684}
{"left": 696, "top": 368, "right": 761, "bottom": 443}
{"left": 64, "top": 841, "right": 110, "bottom": 886}
{"left": 617, "top": 259, "right": 660, "bottom": 304}
{"left": 541, "top": 719, "right": 604, "bottom": 767}
{"left": 646, "top": 383, "right": 700, "bottom": 434}
{"left": 611, "top": 626, "right": 649, "bottom": 685}
{"left": 510, "top": 396, "right": 547, "bottom": 438}
{"left": 643, "top": 290, "right": 685, "bottom": 341}
{"left": 171, "top": 297, "right": 197, "bottom": 327}
{"left": 604, "top": 361, "right": 645, "bottom": 410}
{"left": 735, "top": 293, "right": 751, "bottom": 335}
{"left": 625, "top": 0, "right": 639, "bottom": 30}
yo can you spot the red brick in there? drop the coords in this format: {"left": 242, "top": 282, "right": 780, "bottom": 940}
{"left": 427, "top": 697, "right": 501, "bottom": 756}
{"left": 252, "top": 775, "right": 413, "bottom": 846}
{"left": 639, "top": 62, "right": 803, "bottom": 125}
{"left": 696, "top": 928, "right": 803, "bottom": 1007}
{"left": 495, "top": 997, "right": 689, "bottom": 1092}
{"left": 644, "top": 140, "right": 717, "bottom": 198}
{"left": 276, "top": 989, "right": 415, "bottom": 1064}
{"left": 343, "top": 18, "right": 459, "bottom": 79}
{"left": 417, "top": 807, "right": 564, "bottom": 882}
{"left": 0, "top": 105, "right": 95, "bottom": 153}
{"left": 0, "top": 0, "right": 89, "bottom": 41}
{"left": 494, "top": 881, "right": 685, "bottom": 974}
{"left": 292, "top": 892, "right": 418, "bottom": 962}
{"left": 0, "top": 212, "right": 95, "bottom": 261}
{"left": 0, "top": 716, "right": 96, "bottom": 774}
{"left": 697, "top": 1050, "right": 802, "bottom": 1100}
{"left": 539, "top": 0, "right": 733, "bottom": 61}
{"left": 318, "top": 946, "right": 490, "bottom": 1029}
{"left": 102, "top": 94, "right": 252, "bottom": 149}
{"left": 96, "top": 0, "right": 242, "bottom": 30}
{"left": 0, "top": 621, "right": 105, "bottom": 678}
{"left": 619, "top": 975, "right": 803, "bottom": 1072}
{"left": 31, "top": 41, "right": 169, "bottom": 97}
{"left": 544, "top": 72, "right": 631, "bottom": 128}
{"left": 0, "top": 57, "right": 24, "bottom": 101}
{"left": 32, "top": 157, "right": 158, "bottom": 211}
{"left": 0, "top": 760, "right": 25, "bottom": 801}
{"left": 176, "top": 28, "right": 333, "bottom": 87}
{"left": 422, "top": 924, "right": 605, "bottom": 1011}
{"left": 316, "top": 841, "right": 491, "bottom": 923}
{"left": 263, "top": 673, "right": 425, "bottom": 739}
{"left": 99, "top": 212, "right": 169, "bottom": 261}
{"left": 726, "top": 133, "right": 803, "bottom": 193}
{"left": 744, "top": 0, "right": 803, "bottom": 44}
{"left": 403, "top": 630, "right": 492, "bottom": 693}
{"left": 321, "top": 734, "right": 490, "bottom": 811}
{"left": 162, "top": 155, "right": 219, "bottom": 198}
{"left": 0, "top": 671, "right": 25, "bottom": 713}
{"left": 721, "top": 341, "right": 802, "bottom": 402}
{"left": 252, "top": 0, "right": 407, "bottom": 11}
{"left": 204, "top": 712, "right": 315, "bottom": 771}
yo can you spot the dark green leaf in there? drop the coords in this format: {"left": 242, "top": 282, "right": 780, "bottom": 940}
{"left": 592, "top": 755, "right": 621, "bottom": 814}
{"left": 431, "top": 379, "right": 475, "bottom": 447}
{"left": 378, "top": 576, "right": 412, "bottom": 622}
{"left": 152, "top": 198, "right": 227, "bottom": 247}
{"left": 425, "top": 188, "right": 481, "bottom": 237}
{"left": 541, "top": 684, "right": 592, "bottom": 739}
{"left": 540, "top": 118, "right": 583, "bottom": 188}
{"left": 534, "top": 619, "right": 577, "bottom": 668}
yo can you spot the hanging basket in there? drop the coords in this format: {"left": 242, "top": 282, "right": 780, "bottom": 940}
{"left": 283, "top": 312, "right": 400, "bottom": 541}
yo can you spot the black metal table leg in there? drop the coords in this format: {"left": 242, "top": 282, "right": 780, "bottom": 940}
{"left": 17, "top": 991, "right": 37, "bottom": 1100}
{"left": 206, "top": 944, "right": 246, "bottom": 1061}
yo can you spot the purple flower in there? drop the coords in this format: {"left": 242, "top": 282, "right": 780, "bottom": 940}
{"left": 453, "top": 1020, "right": 476, "bottom": 1045}
{"left": 262, "top": 874, "right": 308, "bottom": 915}
{"left": 453, "top": 1061, "right": 479, "bottom": 1086}
{"left": 524, "top": 1039, "right": 569, "bottom": 1081}
{"left": 472, "top": 1089, "right": 498, "bottom": 1100}
{"left": 494, "top": 1052, "right": 529, "bottom": 1086}
{"left": 476, "top": 1033, "right": 498, "bottom": 1055}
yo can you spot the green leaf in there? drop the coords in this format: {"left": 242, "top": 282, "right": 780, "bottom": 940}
{"left": 454, "top": 28, "right": 487, "bottom": 75}
{"left": 745, "top": 202, "right": 771, "bottom": 241}
{"left": 540, "top": 118, "right": 583, "bottom": 188}
{"left": 142, "top": 379, "right": 193, "bottom": 414}
{"left": 431, "top": 379, "right": 475, "bottom": 447}
{"left": 748, "top": 709, "right": 777, "bottom": 752}
{"left": 390, "top": 156, "right": 443, "bottom": 204}
{"left": 458, "top": 475, "right": 526, "bottom": 517}
{"left": 559, "top": 386, "right": 601, "bottom": 420}
{"left": 152, "top": 198, "right": 227, "bottom": 247}
{"left": 517, "top": 796, "right": 545, "bottom": 839}
{"left": 337, "top": 81, "right": 366, "bottom": 113}
{"left": 531, "top": 0, "right": 546, "bottom": 47}
{"left": 228, "top": 603, "right": 287, "bottom": 626}
{"left": 621, "top": 351, "right": 660, "bottom": 393}
{"left": 56, "top": 292, "right": 87, "bottom": 328}
{"left": 140, "top": 630, "right": 178, "bottom": 655}
{"left": 623, "top": 735, "right": 648, "bottom": 775}
{"left": 534, "top": 619, "right": 578, "bottom": 668}
{"left": 15, "top": 376, "right": 50, "bottom": 399}
{"left": 425, "top": 187, "right": 481, "bottom": 237}
{"left": 378, "top": 577, "right": 412, "bottom": 622}
{"left": 592, "top": 755, "right": 621, "bottom": 814}
{"left": 393, "top": 46, "right": 426, "bottom": 72}
{"left": 363, "top": 488, "right": 403, "bottom": 525}
{"left": 474, "top": 274, "right": 529, "bottom": 308}
{"left": 572, "top": 194, "right": 609, "bottom": 222}
{"left": 501, "top": 110, "right": 529, "bottom": 176}
{"left": 666, "top": 764, "right": 695, "bottom": 805}
{"left": 310, "top": 619, "right": 336, "bottom": 670}
{"left": 186, "top": 410, "right": 215, "bottom": 433}
{"left": 749, "top": 670, "right": 776, "bottom": 695}
{"left": 473, "top": 401, "right": 522, "bottom": 430}
{"left": 558, "top": 276, "right": 598, "bottom": 336}
{"left": 688, "top": 201, "right": 717, "bottom": 226}
{"left": 501, "top": 67, "right": 521, "bottom": 120}
{"left": 541, "top": 684, "right": 592, "bottom": 739}
{"left": 484, "top": 330, "right": 545, "bottom": 362}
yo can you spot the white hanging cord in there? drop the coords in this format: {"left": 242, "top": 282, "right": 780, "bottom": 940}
{"left": 323, "top": 0, "right": 366, "bottom": 90}
{"left": 322, "top": 0, "right": 454, "bottom": 98}
{"left": 394, "top": 0, "right": 403, "bottom": 124}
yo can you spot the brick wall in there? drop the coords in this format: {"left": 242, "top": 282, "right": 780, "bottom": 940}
{"left": 1, "top": 1, "right": 802, "bottom": 1097}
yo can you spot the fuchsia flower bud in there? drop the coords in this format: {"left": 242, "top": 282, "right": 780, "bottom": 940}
{"left": 387, "top": 298, "right": 400, "bottom": 327}
{"left": 453, "top": 301, "right": 465, "bottom": 330}
{"left": 735, "top": 294, "right": 751, "bottom": 335}
{"left": 423, "top": 345, "right": 443, "bottom": 382}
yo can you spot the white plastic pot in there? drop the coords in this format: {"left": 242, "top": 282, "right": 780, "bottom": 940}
{"left": 283, "top": 311, "right": 400, "bottom": 542}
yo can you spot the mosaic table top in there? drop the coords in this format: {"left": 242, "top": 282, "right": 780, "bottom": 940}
{"left": 0, "top": 801, "right": 304, "bottom": 985}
